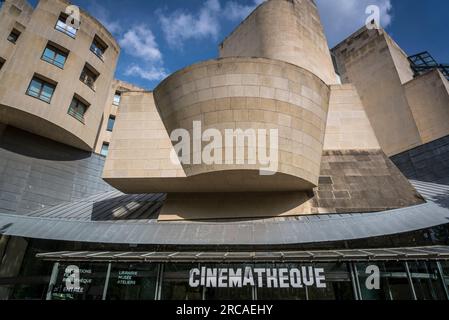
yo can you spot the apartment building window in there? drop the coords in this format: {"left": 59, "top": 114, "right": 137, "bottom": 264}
{"left": 100, "top": 143, "right": 109, "bottom": 157}
{"left": 90, "top": 35, "right": 108, "bottom": 60}
{"left": 68, "top": 96, "right": 89, "bottom": 123}
{"left": 7, "top": 29, "right": 21, "bottom": 44}
{"left": 42, "top": 43, "right": 68, "bottom": 69}
{"left": 80, "top": 64, "right": 99, "bottom": 91}
{"left": 107, "top": 115, "right": 116, "bottom": 132}
{"left": 113, "top": 92, "right": 121, "bottom": 106}
{"left": 55, "top": 13, "right": 78, "bottom": 38}
{"left": 26, "top": 76, "right": 56, "bottom": 103}
{"left": 0, "top": 58, "right": 5, "bottom": 70}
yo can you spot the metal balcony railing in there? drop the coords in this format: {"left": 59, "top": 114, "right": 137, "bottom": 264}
{"left": 408, "top": 52, "right": 449, "bottom": 81}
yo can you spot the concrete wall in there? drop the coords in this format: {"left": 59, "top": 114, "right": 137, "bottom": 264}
{"left": 324, "top": 84, "right": 380, "bottom": 151}
{"left": 94, "top": 80, "right": 146, "bottom": 154}
{"left": 220, "top": 0, "right": 337, "bottom": 85}
{"left": 104, "top": 57, "right": 331, "bottom": 193}
{"left": 332, "top": 28, "right": 422, "bottom": 156}
{"left": 0, "top": 126, "right": 112, "bottom": 215}
{"left": 404, "top": 70, "right": 449, "bottom": 144}
{"left": 0, "top": 0, "right": 119, "bottom": 151}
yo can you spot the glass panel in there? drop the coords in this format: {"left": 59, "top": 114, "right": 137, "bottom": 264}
{"left": 161, "top": 264, "right": 203, "bottom": 300}
{"left": 441, "top": 262, "right": 449, "bottom": 294}
{"left": 356, "top": 263, "right": 392, "bottom": 300}
{"left": 40, "top": 84, "right": 55, "bottom": 102}
{"left": 408, "top": 261, "right": 446, "bottom": 300}
{"left": 107, "top": 117, "right": 115, "bottom": 131}
{"left": 307, "top": 263, "right": 354, "bottom": 300}
{"left": 101, "top": 143, "right": 109, "bottom": 157}
{"left": 50, "top": 263, "right": 108, "bottom": 300}
{"left": 106, "top": 263, "right": 158, "bottom": 300}
{"left": 255, "top": 263, "right": 306, "bottom": 300}
{"left": 27, "top": 79, "right": 42, "bottom": 97}
{"left": 55, "top": 19, "right": 77, "bottom": 38}
{"left": 113, "top": 93, "right": 121, "bottom": 106}
{"left": 42, "top": 48, "right": 55, "bottom": 61}
{"left": 54, "top": 53, "right": 66, "bottom": 68}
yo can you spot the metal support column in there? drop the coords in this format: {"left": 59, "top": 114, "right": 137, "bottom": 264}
{"left": 349, "top": 262, "right": 362, "bottom": 300}
{"left": 45, "top": 262, "right": 59, "bottom": 301}
{"left": 405, "top": 262, "right": 418, "bottom": 300}
{"left": 102, "top": 263, "right": 112, "bottom": 300}
{"left": 436, "top": 262, "right": 449, "bottom": 300}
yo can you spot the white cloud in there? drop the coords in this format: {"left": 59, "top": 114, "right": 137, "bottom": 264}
{"left": 159, "top": 0, "right": 221, "bottom": 48}
{"left": 159, "top": 0, "right": 265, "bottom": 48}
{"left": 88, "top": 1, "right": 122, "bottom": 34}
{"left": 119, "top": 25, "right": 163, "bottom": 62}
{"left": 316, "top": 0, "right": 393, "bottom": 47}
{"left": 223, "top": 0, "right": 265, "bottom": 21}
{"left": 124, "top": 65, "right": 168, "bottom": 81}
{"left": 119, "top": 25, "right": 168, "bottom": 82}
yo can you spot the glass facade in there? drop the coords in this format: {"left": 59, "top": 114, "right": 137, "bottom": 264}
{"left": 29, "top": 261, "right": 448, "bottom": 301}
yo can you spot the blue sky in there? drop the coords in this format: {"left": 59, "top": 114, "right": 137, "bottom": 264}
{"left": 29, "top": 0, "right": 449, "bottom": 90}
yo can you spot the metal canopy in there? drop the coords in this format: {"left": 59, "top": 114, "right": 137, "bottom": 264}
{"left": 36, "top": 246, "right": 449, "bottom": 263}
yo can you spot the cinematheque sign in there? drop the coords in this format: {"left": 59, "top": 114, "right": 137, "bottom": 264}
{"left": 189, "top": 266, "right": 327, "bottom": 289}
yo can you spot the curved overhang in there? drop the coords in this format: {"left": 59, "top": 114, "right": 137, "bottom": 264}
{"left": 104, "top": 57, "right": 330, "bottom": 193}
{"left": 0, "top": 104, "right": 92, "bottom": 151}
{"left": 0, "top": 180, "right": 448, "bottom": 246}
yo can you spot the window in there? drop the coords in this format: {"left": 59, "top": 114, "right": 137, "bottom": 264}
{"left": 7, "top": 29, "right": 21, "bottom": 44}
{"left": 0, "top": 58, "right": 5, "bottom": 70}
{"left": 42, "top": 43, "right": 68, "bottom": 68}
{"left": 26, "top": 76, "right": 56, "bottom": 103}
{"left": 68, "top": 96, "right": 89, "bottom": 123}
{"left": 80, "top": 64, "right": 99, "bottom": 91}
{"left": 100, "top": 143, "right": 109, "bottom": 157}
{"left": 107, "top": 115, "right": 116, "bottom": 132}
{"left": 113, "top": 92, "right": 121, "bottom": 106}
{"left": 55, "top": 13, "right": 77, "bottom": 38}
{"left": 90, "top": 36, "right": 108, "bottom": 60}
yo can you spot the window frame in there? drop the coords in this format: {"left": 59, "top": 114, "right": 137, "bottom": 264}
{"left": 90, "top": 35, "right": 108, "bottom": 61}
{"left": 55, "top": 13, "right": 78, "bottom": 38}
{"left": 26, "top": 76, "right": 56, "bottom": 104}
{"left": 107, "top": 115, "right": 116, "bottom": 132}
{"left": 113, "top": 92, "right": 121, "bottom": 106}
{"left": 7, "top": 28, "right": 21, "bottom": 44}
{"left": 68, "top": 96, "right": 89, "bottom": 124}
{"left": 100, "top": 142, "right": 110, "bottom": 157}
{"left": 41, "top": 43, "right": 69, "bottom": 69}
{"left": 80, "top": 63, "right": 99, "bottom": 91}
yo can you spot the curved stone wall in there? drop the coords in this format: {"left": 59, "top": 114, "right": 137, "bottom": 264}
{"left": 0, "top": 0, "right": 120, "bottom": 151}
{"left": 151, "top": 57, "right": 330, "bottom": 190}
{"left": 220, "top": 0, "right": 337, "bottom": 85}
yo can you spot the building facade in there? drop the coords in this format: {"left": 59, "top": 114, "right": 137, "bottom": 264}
{"left": 1, "top": 0, "right": 449, "bottom": 300}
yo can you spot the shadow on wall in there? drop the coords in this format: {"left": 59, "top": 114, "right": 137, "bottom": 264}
{"left": 0, "top": 126, "right": 91, "bottom": 161}
{"left": 91, "top": 194, "right": 166, "bottom": 222}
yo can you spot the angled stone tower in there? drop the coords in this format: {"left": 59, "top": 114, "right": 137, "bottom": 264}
{"left": 103, "top": 0, "right": 424, "bottom": 220}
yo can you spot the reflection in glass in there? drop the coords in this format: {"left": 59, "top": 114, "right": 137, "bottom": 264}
{"left": 161, "top": 264, "right": 202, "bottom": 300}
{"left": 357, "top": 262, "right": 414, "bottom": 300}
{"left": 106, "top": 263, "right": 158, "bottom": 300}
{"left": 50, "top": 263, "right": 108, "bottom": 300}
{"left": 307, "top": 263, "right": 354, "bottom": 300}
